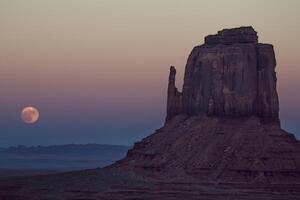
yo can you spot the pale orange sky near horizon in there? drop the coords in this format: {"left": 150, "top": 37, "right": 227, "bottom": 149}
{"left": 0, "top": 0, "right": 299, "bottom": 146}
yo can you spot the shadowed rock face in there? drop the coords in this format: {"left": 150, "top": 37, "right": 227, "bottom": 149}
{"left": 166, "top": 26, "right": 279, "bottom": 122}
{"left": 114, "top": 27, "right": 300, "bottom": 183}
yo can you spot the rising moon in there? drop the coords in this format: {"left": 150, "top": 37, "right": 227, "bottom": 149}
{"left": 21, "top": 106, "right": 39, "bottom": 124}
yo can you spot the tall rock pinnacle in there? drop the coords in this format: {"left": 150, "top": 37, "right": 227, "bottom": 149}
{"left": 114, "top": 27, "right": 300, "bottom": 184}
{"left": 166, "top": 26, "right": 279, "bottom": 122}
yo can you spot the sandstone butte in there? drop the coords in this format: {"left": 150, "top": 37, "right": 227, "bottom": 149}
{"left": 113, "top": 26, "right": 300, "bottom": 184}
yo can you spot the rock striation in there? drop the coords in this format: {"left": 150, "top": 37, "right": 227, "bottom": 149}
{"left": 113, "top": 26, "right": 300, "bottom": 184}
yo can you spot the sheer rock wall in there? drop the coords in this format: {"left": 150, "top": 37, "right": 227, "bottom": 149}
{"left": 166, "top": 26, "right": 279, "bottom": 122}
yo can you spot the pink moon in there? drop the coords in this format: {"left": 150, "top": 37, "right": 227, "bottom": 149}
{"left": 21, "top": 106, "right": 40, "bottom": 124}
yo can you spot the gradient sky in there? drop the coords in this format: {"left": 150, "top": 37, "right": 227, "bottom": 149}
{"left": 0, "top": 0, "right": 299, "bottom": 147}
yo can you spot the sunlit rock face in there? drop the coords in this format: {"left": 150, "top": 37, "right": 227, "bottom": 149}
{"left": 113, "top": 27, "right": 300, "bottom": 184}
{"left": 166, "top": 26, "right": 279, "bottom": 122}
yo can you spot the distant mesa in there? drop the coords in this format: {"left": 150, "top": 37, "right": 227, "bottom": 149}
{"left": 113, "top": 26, "right": 300, "bottom": 184}
{"left": 0, "top": 144, "right": 130, "bottom": 171}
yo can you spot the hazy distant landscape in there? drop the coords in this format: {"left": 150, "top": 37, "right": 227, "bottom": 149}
{"left": 1, "top": 0, "right": 300, "bottom": 199}
{"left": 0, "top": 144, "right": 130, "bottom": 178}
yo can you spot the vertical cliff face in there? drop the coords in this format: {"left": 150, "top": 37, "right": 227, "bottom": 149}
{"left": 166, "top": 26, "right": 279, "bottom": 122}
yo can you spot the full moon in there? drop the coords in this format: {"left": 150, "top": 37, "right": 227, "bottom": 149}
{"left": 21, "top": 106, "right": 40, "bottom": 124}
